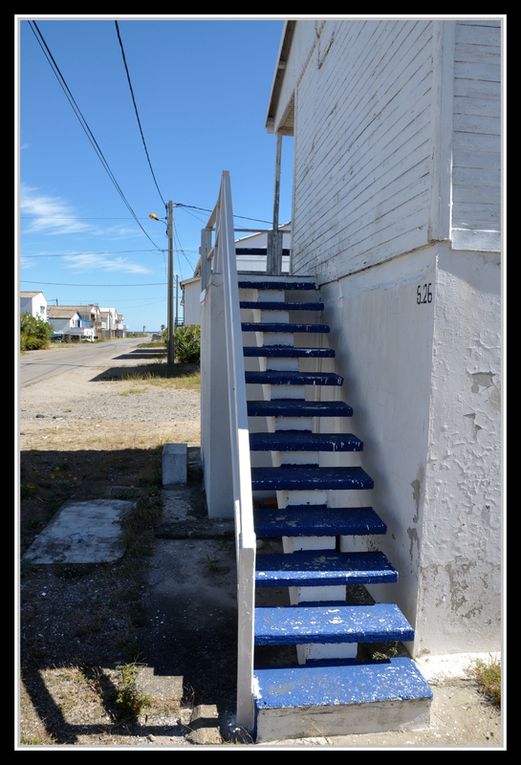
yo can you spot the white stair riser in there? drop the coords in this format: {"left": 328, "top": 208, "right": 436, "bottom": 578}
{"left": 277, "top": 489, "right": 328, "bottom": 507}
{"left": 263, "top": 332, "right": 294, "bottom": 346}
{"left": 277, "top": 451, "right": 320, "bottom": 467}
{"left": 275, "top": 417, "right": 314, "bottom": 431}
{"left": 270, "top": 385, "right": 306, "bottom": 400}
{"left": 256, "top": 289, "right": 286, "bottom": 302}
{"left": 296, "top": 643, "right": 358, "bottom": 665}
{"left": 282, "top": 536, "right": 336, "bottom": 553}
{"left": 261, "top": 310, "right": 289, "bottom": 323}
{"left": 264, "top": 358, "right": 300, "bottom": 372}
{"left": 289, "top": 585, "right": 347, "bottom": 604}
{"left": 255, "top": 699, "right": 432, "bottom": 743}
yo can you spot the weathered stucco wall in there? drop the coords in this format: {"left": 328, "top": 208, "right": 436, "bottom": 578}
{"left": 414, "top": 246, "right": 501, "bottom": 654}
{"left": 320, "top": 248, "right": 437, "bottom": 633}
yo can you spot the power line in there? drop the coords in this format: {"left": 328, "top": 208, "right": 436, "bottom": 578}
{"left": 27, "top": 21, "right": 163, "bottom": 252}
{"left": 21, "top": 279, "right": 166, "bottom": 287}
{"left": 114, "top": 20, "right": 167, "bottom": 209}
{"left": 174, "top": 202, "right": 272, "bottom": 225}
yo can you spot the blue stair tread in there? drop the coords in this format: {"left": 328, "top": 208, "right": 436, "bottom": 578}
{"left": 249, "top": 431, "right": 361, "bottom": 451}
{"left": 253, "top": 658, "right": 432, "bottom": 710}
{"left": 238, "top": 280, "right": 317, "bottom": 290}
{"left": 243, "top": 346, "right": 335, "bottom": 358}
{"left": 255, "top": 550, "right": 397, "bottom": 587}
{"left": 242, "top": 322, "right": 330, "bottom": 333}
{"left": 251, "top": 466, "right": 373, "bottom": 491}
{"left": 254, "top": 603, "right": 414, "bottom": 645}
{"left": 254, "top": 505, "right": 386, "bottom": 536}
{"left": 247, "top": 399, "right": 352, "bottom": 417}
{"left": 245, "top": 371, "right": 343, "bottom": 386}
{"left": 240, "top": 301, "right": 324, "bottom": 311}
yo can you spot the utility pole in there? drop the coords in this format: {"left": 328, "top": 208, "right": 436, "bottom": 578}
{"left": 175, "top": 275, "right": 179, "bottom": 327}
{"left": 167, "top": 200, "right": 175, "bottom": 366}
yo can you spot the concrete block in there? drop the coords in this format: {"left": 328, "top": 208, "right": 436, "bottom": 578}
{"left": 162, "top": 443, "right": 187, "bottom": 486}
{"left": 187, "top": 704, "right": 222, "bottom": 745}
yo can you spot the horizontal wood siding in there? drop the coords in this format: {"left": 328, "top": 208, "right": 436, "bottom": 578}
{"left": 291, "top": 20, "right": 434, "bottom": 280}
{"left": 451, "top": 20, "right": 501, "bottom": 240}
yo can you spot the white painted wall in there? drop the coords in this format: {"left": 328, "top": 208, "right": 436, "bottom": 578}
{"left": 282, "top": 20, "right": 435, "bottom": 280}
{"left": 48, "top": 314, "right": 81, "bottom": 331}
{"left": 451, "top": 20, "right": 501, "bottom": 251}
{"left": 181, "top": 279, "right": 201, "bottom": 326}
{"left": 20, "top": 292, "right": 47, "bottom": 321}
{"left": 267, "top": 18, "right": 502, "bottom": 655}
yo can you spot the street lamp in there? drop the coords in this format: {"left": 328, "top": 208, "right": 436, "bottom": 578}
{"left": 149, "top": 203, "right": 175, "bottom": 367}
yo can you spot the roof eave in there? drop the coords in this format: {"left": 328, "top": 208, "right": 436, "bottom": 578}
{"left": 265, "top": 20, "right": 296, "bottom": 134}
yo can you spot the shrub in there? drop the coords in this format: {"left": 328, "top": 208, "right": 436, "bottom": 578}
{"left": 20, "top": 313, "right": 53, "bottom": 351}
{"left": 162, "top": 325, "right": 200, "bottom": 364}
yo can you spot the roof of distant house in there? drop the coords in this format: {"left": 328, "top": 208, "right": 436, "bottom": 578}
{"left": 47, "top": 306, "right": 81, "bottom": 319}
{"left": 54, "top": 304, "right": 98, "bottom": 316}
{"left": 20, "top": 291, "right": 44, "bottom": 298}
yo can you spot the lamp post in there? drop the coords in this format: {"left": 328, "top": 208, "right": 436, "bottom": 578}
{"left": 149, "top": 203, "right": 175, "bottom": 366}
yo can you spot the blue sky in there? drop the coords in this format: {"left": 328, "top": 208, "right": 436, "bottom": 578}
{"left": 19, "top": 17, "right": 293, "bottom": 330}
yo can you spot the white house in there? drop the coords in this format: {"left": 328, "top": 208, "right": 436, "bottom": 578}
{"left": 182, "top": 226, "right": 291, "bottom": 325}
{"left": 20, "top": 291, "right": 47, "bottom": 321}
{"left": 197, "top": 17, "right": 502, "bottom": 740}
{"left": 265, "top": 18, "right": 501, "bottom": 658}
{"left": 47, "top": 306, "right": 95, "bottom": 341}
{"left": 99, "top": 307, "right": 118, "bottom": 338}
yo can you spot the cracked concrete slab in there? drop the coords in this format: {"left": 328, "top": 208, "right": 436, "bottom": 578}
{"left": 23, "top": 499, "right": 134, "bottom": 564}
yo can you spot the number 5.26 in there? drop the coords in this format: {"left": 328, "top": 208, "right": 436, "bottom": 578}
{"left": 417, "top": 283, "right": 432, "bottom": 304}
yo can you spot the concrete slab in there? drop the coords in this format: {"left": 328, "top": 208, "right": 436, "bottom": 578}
{"left": 187, "top": 704, "right": 222, "bottom": 745}
{"left": 23, "top": 499, "right": 134, "bottom": 564}
{"left": 162, "top": 443, "right": 187, "bottom": 486}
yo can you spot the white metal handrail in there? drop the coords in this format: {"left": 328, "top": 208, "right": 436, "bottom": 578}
{"left": 200, "top": 171, "right": 256, "bottom": 731}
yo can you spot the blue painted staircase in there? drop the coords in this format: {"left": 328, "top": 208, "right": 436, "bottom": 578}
{"left": 239, "top": 275, "right": 432, "bottom": 741}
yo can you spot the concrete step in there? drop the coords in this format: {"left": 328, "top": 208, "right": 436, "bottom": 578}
{"left": 254, "top": 658, "right": 432, "bottom": 742}
{"left": 255, "top": 550, "right": 397, "bottom": 587}
{"left": 247, "top": 399, "right": 352, "bottom": 417}
{"left": 242, "top": 322, "right": 330, "bottom": 333}
{"left": 243, "top": 345, "right": 335, "bottom": 358}
{"left": 251, "top": 466, "right": 373, "bottom": 491}
{"left": 254, "top": 505, "right": 386, "bottom": 537}
{"left": 249, "top": 431, "right": 361, "bottom": 451}
{"left": 245, "top": 371, "right": 343, "bottom": 387}
{"left": 240, "top": 301, "right": 325, "bottom": 311}
{"left": 254, "top": 603, "right": 414, "bottom": 645}
{"left": 238, "top": 280, "right": 317, "bottom": 291}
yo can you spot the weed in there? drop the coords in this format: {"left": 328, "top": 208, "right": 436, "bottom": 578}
{"left": 20, "top": 736, "right": 45, "bottom": 745}
{"left": 370, "top": 643, "right": 399, "bottom": 661}
{"left": 471, "top": 656, "right": 501, "bottom": 707}
{"left": 114, "top": 663, "right": 151, "bottom": 719}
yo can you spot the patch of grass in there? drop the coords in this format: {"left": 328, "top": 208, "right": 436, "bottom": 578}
{"left": 121, "top": 495, "right": 162, "bottom": 556}
{"left": 471, "top": 656, "right": 501, "bottom": 707}
{"left": 119, "top": 387, "right": 148, "bottom": 397}
{"left": 137, "top": 341, "right": 166, "bottom": 348}
{"left": 114, "top": 662, "right": 151, "bottom": 720}
{"left": 101, "top": 362, "right": 200, "bottom": 389}
{"left": 20, "top": 736, "right": 46, "bottom": 745}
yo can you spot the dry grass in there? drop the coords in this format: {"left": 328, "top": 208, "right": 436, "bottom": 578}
{"left": 102, "top": 362, "right": 200, "bottom": 390}
{"left": 471, "top": 657, "right": 501, "bottom": 707}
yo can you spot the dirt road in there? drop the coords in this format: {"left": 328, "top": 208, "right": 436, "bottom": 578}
{"left": 20, "top": 338, "right": 145, "bottom": 387}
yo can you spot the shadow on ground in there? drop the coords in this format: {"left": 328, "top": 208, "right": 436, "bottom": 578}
{"left": 20, "top": 445, "right": 237, "bottom": 744}
{"left": 90, "top": 361, "right": 199, "bottom": 382}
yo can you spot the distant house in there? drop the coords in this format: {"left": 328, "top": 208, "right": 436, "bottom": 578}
{"left": 47, "top": 306, "right": 95, "bottom": 342}
{"left": 20, "top": 291, "right": 47, "bottom": 321}
{"left": 181, "top": 226, "right": 291, "bottom": 325}
{"left": 99, "top": 307, "right": 119, "bottom": 338}
{"left": 115, "top": 313, "right": 127, "bottom": 337}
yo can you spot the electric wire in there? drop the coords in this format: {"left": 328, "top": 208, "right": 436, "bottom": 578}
{"left": 27, "top": 21, "right": 163, "bottom": 252}
{"left": 114, "top": 20, "right": 167, "bottom": 209}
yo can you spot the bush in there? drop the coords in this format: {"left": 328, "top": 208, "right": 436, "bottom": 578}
{"left": 162, "top": 325, "right": 200, "bottom": 364}
{"left": 20, "top": 313, "right": 53, "bottom": 351}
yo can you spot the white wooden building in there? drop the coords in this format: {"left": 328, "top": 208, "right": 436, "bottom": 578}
{"left": 47, "top": 306, "right": 95, "bottom": 341}
{"left": 265, "top": 18, "right": 502, "bottom": 659}
{"left": 20, "top": 291, "right": 47, "bottom": 321}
